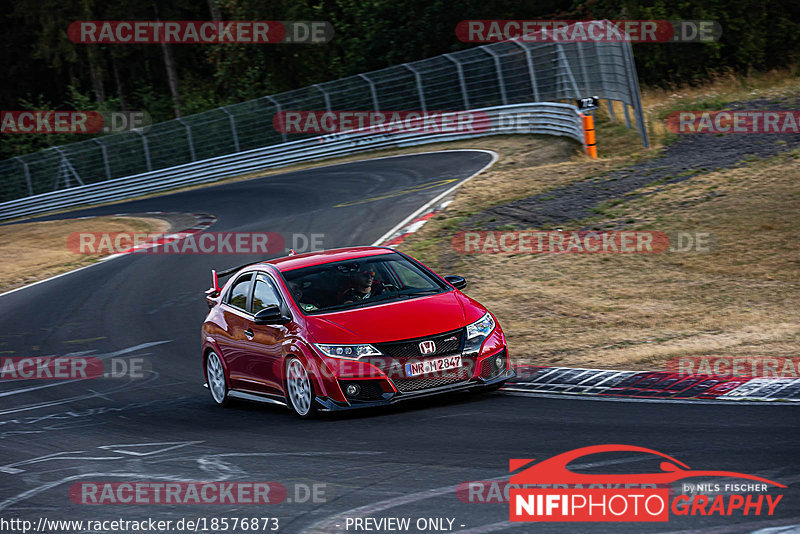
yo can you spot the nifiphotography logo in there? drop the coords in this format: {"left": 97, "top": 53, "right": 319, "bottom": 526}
{"left": 509, "top": 445, "right": 785, "bottom": 522}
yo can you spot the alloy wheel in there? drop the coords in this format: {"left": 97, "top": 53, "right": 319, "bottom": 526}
{"left": 207, "top": 352, "right": 228, "bottom": 405}
{"left": 286, "top": 358, "right": 315, "bottom": 417}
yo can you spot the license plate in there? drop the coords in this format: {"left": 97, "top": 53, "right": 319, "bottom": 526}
{"left": 405, "top": 355, "right": 462, "bottom": 377}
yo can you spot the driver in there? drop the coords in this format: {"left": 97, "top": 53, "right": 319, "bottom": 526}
{"left": 341, "top": 269, "right": 375, "bottom": 304}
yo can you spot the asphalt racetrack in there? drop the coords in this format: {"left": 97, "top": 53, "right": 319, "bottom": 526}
{"left": 0, "top": 151, "right": 797, "bottom": 533}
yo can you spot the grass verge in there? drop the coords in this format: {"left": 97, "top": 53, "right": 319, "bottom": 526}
{"left": 399, "top": 70, "right": 800, "bottom": 371}
{"left": 0, "top": 216, "right": 170, "bottom": 294}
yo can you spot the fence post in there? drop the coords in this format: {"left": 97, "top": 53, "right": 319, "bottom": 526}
{"left": 623, "top": 103, "right": 632, "bottom": 128}
{"left": 575, "top": 41, "right": 591, "bottom": 97}
{"left": 402, "top": 63, "right": 426, "bottom": 112}
{"left": 444, "top": 53, "right": 470, "bottom": 109}
{"left": 264, "top": 96, "right": 288, "bottom": 143}
{"left": 92, "top": 139, "right": 112, "bottom": 180}
{"left": 622, "top": 40, "right": 649, "bottom": 147}
{"left": 593, "top": 41, "right": 617, "bottom": 123}
{"left": 135, "top": 130, "right": 152, "bottom": 171}
{"left": 313, "top": 84, "right": 332, "bottom": 112}
{"left": 556, "top": 44, "right": 581, "bottom": 99}
{"left": 221, "top": 106, "right": 240, "bottom": 152}
{"left": 52, "top": 147, "right": 85, "bottom": 188}
{"left": 14, "top": 157, "right": 33, "bottom": 196}
{"left": 177, "top": 118, "right": 196, "bottom": 161}
{"left": 511, "top": 41, "right": 539, "bottom": 102}
{"left": 482, "top": 46, "right": 508, "bottom": 105}
{"left": 358, "top": 74, "right": 380, "bottom": 112}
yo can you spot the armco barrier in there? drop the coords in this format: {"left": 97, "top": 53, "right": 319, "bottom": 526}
{"left": 0, "top": 103, "right": 583, "bottom": 221}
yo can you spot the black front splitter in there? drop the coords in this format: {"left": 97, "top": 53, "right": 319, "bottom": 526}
{"left": 315, "top": 370, "right": 515, "bottom": 412}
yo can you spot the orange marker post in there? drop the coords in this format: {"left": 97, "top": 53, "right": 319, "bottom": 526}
{"left": 582, "top": 113, "right": 597, "bottom": 159}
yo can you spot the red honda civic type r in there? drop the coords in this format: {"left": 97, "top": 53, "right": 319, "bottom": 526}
{"left": 201, "top": 246, "right": 513, "bottom": 418}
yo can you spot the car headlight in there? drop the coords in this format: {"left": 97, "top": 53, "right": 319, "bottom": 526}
{"left": 314, "top": 344, "right": 382, "bottom": 360}
{"left": 464, "top": 312, "right": 496, "bottom": 354}
{"left": 467, "top": 312, "right": 495, "bottom": 339}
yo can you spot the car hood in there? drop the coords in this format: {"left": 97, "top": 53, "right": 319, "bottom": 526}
{"left": 304, "top": 290, "right": 485, "bottom": 344}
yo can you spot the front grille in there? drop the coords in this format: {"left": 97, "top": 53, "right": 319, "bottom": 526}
{"left": 391, "top": 358, "right": 474, "bottom": 392}
{"left": 372, "top": 328, "right": 477, "bottom": 393}
{"left": 374, "top": 328, "right": 464, "bottom": 360}
{"left": 393, "top": 374, "right": 470, "bottom": 392}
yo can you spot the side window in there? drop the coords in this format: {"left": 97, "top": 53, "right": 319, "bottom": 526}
{"left": 251, "top": 275, "right": 282, "bottom": 314}
{"left": 226, "top": 274, "right": 252, "bottom": 310}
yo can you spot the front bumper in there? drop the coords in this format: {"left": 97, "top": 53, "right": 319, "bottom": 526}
{"left": 315, "top": 368, "right": 515, "bottom": 412}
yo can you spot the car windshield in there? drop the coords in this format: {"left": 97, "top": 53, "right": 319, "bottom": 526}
{"left": 282, "top": 253, "right": 449, "bottom": 314}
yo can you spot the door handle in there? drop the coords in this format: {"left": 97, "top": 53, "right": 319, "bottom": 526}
{"left": 244, "top": 329, "right": 254, "bottom": 339}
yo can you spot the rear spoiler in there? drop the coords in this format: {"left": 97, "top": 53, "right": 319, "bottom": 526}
{"left": 205, "top": 270, "right": 222, "bottom": 297}
{"left": 205, "top": 260, "right": 261, "bottom": 300}
{"left": 205, "top": 250, "right": 297, "bottom": 302}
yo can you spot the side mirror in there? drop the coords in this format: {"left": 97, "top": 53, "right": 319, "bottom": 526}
{"left": 253, "top": 304, "right": 291, "bottom": 325}
{"left": 444, "top": 275, "right": 467, "bottom": 290}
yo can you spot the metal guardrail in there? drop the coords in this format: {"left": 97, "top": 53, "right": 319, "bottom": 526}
{"left": 0, "top": 103, "right": 583, "bottom": 220}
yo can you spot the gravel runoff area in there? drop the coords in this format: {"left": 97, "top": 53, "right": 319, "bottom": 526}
{"left": 470, "top": 98, "right": 800, "bottom": 230}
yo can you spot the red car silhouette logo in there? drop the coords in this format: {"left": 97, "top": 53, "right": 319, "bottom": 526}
{"left": 419, "top": 340, "right": 436, "bottom": 354}
{"left": 510, "top": 444, "right": 785, "bottom": 487}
